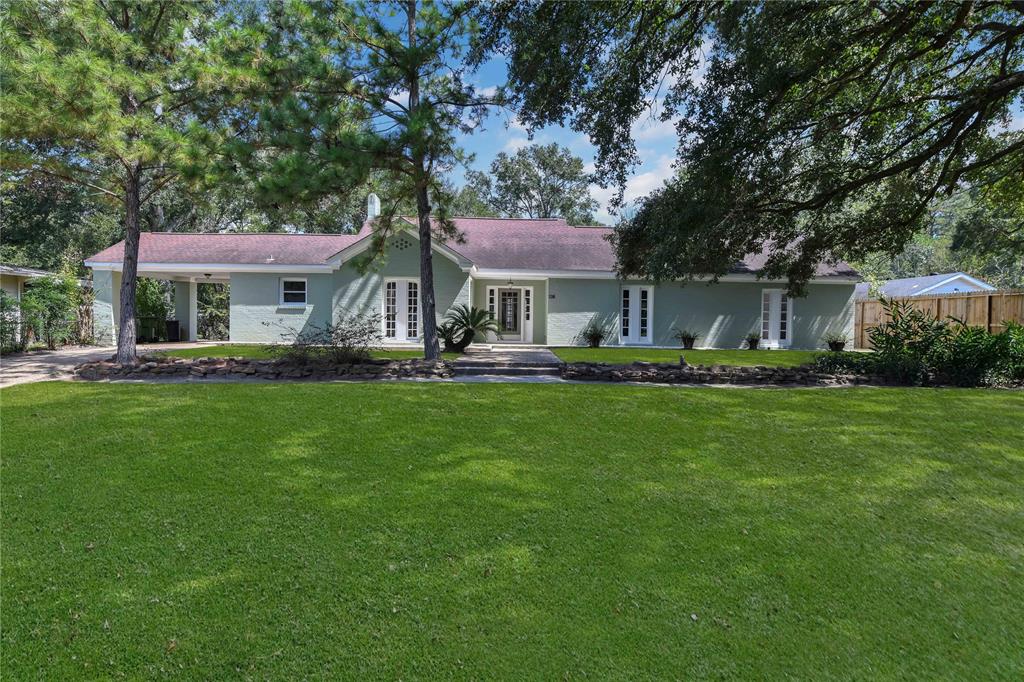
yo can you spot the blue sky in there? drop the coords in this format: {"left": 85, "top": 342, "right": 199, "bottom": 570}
{"left": 452, "top": 56, "right": 1024, "bottom": 226}
{"left": 452, "top": 56, "right": 680, "bottom": 225}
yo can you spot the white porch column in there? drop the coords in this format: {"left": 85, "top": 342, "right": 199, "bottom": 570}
{"left": 188, "top": 280, "right": 198, "bottom": 342}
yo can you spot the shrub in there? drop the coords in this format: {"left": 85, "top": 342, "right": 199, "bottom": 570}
{"left": 0, "top": 291, "right": 24, "bottom": 353}
{"left": 442, "top": 305, "right": 500, "bottom": 352}
{"left": 581, "top": 321, "right": 607, "bottom": 348}
{"left": 927, "top": 319, "right": 1005, "bottom": 387}
{"left": 867, "top": 298, "right": 950, "bottom": 384}
{"left": 811, "top": 351, "right": 877, "bottom": 375}
{"left": 20, "top": 274, "right": 79, "bottom": 349}
{"left": 673, "top": 327, "right": 699, "bottom": 349}
{"left": 997, "top": 321, "right": 1024, "bottom": 383}
{"left": 264, "top": 312, "right": 383, "bottom": 364}
{"left": 744, "top": 332, "right": 761, "bottom": 350}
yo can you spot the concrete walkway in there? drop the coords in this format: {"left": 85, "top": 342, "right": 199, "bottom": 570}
{"left": 455, "top": 345, "right": 562, "bottom": 365}
{"left": 0, "top": 342, "right": 219, "bottom": 388}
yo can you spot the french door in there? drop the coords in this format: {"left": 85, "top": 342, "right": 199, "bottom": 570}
{"left": 760, "top": 289, "right": 792, "bottom": 348}
{"left": 384, "top": 279, "right": 419, "bottom": 342}
{"left": 620, "top": 285, "right": 652, "bottom": 344}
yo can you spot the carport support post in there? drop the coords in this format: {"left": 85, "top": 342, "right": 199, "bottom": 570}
{"left": 188, "top": 281, "right": 198, "bottom": 342}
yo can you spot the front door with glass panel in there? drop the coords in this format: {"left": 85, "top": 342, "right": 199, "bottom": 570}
{"left": 384, "top": 279, "right": 419, "bottom": 342}
{"left": 761, "top": 289, "right": 791, "bottom": 348}
{"left": 497, "top": 288, "right": 522, "bottom": 341}
{"left": 620, "top": 286, "right": 652, "bottom": 344}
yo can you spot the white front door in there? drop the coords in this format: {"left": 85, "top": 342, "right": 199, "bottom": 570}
{"left": 620, "top": 285, "right": 653, "bottom": 344}
{"left": 486, "top": 286, "right": 534, "bottom": 343}
{"left": 760, "top": 289, "right": 792, "bottom": 348}
{"left": 384, "top": 279, "right": 419, "bottom": 342}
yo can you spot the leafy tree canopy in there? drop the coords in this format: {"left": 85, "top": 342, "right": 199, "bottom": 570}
{"left": 478, "top": 1, "right": 1024, "bottom": 292}
{"left": 1, "top": 0, "right": 255, "bottom": 360}
{"left": 224, "top": 0, "right": 498, "bottom": 359}
{"left": 465, "top": 143, "right": 599, "bottom": 224}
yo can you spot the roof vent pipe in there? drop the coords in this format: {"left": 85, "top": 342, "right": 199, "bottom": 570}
{"left": 367, "top": 193, "right": 381, "bottom": 219}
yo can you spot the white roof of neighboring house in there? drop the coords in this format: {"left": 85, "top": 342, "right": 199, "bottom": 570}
{"left": 0, "top": 263, "right": 58, "bottom": 279}
{"left": 855, "top": 272, "right": 996, "bottom": 299}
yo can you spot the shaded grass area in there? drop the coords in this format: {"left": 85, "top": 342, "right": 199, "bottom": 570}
{"left": 155, "top": 344, "right": 457, "bottom": 360}
{"left": 554, "top": 346, "right": 823, "bottom": 367}
{"left": 2, "top": 383, "right": 1022, "bottom": 678}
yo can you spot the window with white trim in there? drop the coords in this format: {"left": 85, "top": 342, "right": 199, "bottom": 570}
{"left": 524, "top": 288, "right": 531, "bottom": 322}
{"left": 407, "top": 280, "right": 419, "bottom": 339}
{"left": 385, "top": 281, "right": 397, "bottom": 338}
{"left": 621, "top": 288, "right": 630, "bottom": 337}
{"left": 280, "top": 278, "right": 307, "bottom": 306}
{"left": 639, "top": 288, "right": 649, "bottom": 339}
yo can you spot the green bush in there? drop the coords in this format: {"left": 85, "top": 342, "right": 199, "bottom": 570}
{"left": 0, "top": 290, "right": 24, "bottom": 353}
{"left": 20, "top": 274, "right": 79, "bottom": 349}
{"left": 441, "top": 305, "right": 500, "bottom": 352}
{"left": 927, "top": 320, "right": 1005, "bottom": 387}
{"left": 867, "top": 298, "right": 950, "bottom": 384}
{"left": 996, "top": 321, "right": 1024, "bottom": 383}
{"left": 812, "top": 300, "right": 1024, "bottom": 387}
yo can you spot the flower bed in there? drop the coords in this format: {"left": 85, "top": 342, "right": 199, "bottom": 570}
{"left": 74, "top": 354, "right": 453, "bottom": 381}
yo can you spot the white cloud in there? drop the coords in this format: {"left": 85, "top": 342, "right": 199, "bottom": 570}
{"left": 632, "top": 114, "right": 677, "bottom": 141}
{"left": 503, "top": 136, "right": 530, "bottom": 152}
{"left": 590, "top": 155, "right": 676, "bottom": 224}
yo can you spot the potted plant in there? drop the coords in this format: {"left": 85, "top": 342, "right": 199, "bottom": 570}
{"left": 673, "top": 327, "right": 699, "bottom": 350}
{"left": 822, "top": 332, "right": 848, "bottom": 352}
{"left": 581, "top": 321, "right": 607, "bottom": 348}
{"left": 744, "top": 332, "right": 761, "bottom": 350}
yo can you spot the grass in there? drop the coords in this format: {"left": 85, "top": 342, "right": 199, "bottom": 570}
{"left": 154, "top": 343, "right": 459, "bottom": 361}
{"left": 2, "top": 382, "right": 1023, "bottom": 678}
{"left": 553, "top": 346, "right": 823, "bottom": 367}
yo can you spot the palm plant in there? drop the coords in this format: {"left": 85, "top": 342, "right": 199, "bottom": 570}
{"left": 442, "top": 305, "right": 501, "bottom": 352}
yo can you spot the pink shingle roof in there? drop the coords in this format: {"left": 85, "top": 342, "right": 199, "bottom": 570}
{"left": 87, "top": 232, "right": 361, "bottom": 265}
{"left": 86, "top": 220, "right": 858, "bottom": 279}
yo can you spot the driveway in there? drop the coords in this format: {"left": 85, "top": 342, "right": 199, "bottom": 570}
{"left": 0, "top": 343, "right": 218, "bottom": 388}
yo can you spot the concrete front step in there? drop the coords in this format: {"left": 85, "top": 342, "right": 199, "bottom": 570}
{"left": 454, "top": 365, "right": 563, "bottom": 377}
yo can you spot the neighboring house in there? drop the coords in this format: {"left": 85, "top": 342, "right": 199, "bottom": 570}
{"left": 0, "top": 263, "right": 59, "bottom": 301}
{"left": 84, "top": 217, "right": 859, "bottom": 349}
{"left": 854, "top": 272, "right": 996, "bottom": 300}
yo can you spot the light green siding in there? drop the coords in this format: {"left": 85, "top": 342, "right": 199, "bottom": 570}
{"left": 332, "top": 235, "right": 471, "bottom": 324}
{"left": 471, "top": 279, "right": 547, "bottom": 344}
{"left": 226, "top": 236, "right": 471, "bottom": 344}
{"left": 229, "top": 273, "right": 334, "bottom": 344}
{"left": 548, "top": 278, "right": 856, "bottom": 349}
{"left": 172, "top": 281, "right": 191, "bottom": 341}
{"left": 92, "top": 270, "right": 120, "bottom": 345}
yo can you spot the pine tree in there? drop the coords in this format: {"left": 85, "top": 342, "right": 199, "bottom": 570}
{"left": 232, "top": 0, "right": 497, "bottom": 360}
{"left": 1, "top": 0, "right": 250, "bottom": 362}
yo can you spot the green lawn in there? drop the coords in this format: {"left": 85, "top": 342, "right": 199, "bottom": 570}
{"left": 155, "top": 343, "right": 458, "bottom": 360}
{"left": 554, "top": 346, "right": 823, "bottom": 367}
{"left": 3, "top": 383, "right": 1022, "bottom": 678}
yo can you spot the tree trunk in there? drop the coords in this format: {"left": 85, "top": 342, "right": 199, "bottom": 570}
{"left": 405, "top": 0, "right": 440, "bottom": 361}
{"left": 415, "top": 182, "right": 441, "bottom": 361}
{"left": 115, "top": 166, "right": 141, "bottom": 364}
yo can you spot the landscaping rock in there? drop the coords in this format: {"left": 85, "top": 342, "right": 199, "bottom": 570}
{"left": 73, "top": 355, "right": 455, "bottom": 382}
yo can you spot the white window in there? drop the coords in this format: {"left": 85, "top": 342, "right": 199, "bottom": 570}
{"left": 760, "top": 289, "right": 793, "bottom": 348}
{"left": 620, "top": 285, "right": 653, "bottom": 344}
{"left": 280, "top": 278, "right": 307, "bottom": 307}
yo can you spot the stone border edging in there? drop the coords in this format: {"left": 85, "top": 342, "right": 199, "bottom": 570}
{"left": 560, "top": 361, "right": 880, "bottom": 386}
{"left": 74, "top": 355, "right": 454, "bottom": 381}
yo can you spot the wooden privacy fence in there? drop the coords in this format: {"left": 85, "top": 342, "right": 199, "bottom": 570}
{"left": 854, "top": 290, "right": 1024, "bottom": 349}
